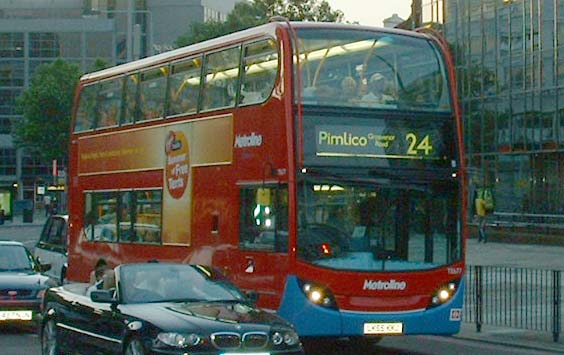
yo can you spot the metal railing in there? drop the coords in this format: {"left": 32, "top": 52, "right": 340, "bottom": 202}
{"left": 492, "top": 212, "right": 564, "bottom": 229}
{"left": 464, "top": 265, "right": 562, "bottom": 342}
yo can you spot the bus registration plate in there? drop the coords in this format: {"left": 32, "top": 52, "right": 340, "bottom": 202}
{"left": 364, "top": 322, "right": 403, "bottom": 335}
{"left": 0, "top": 310, "right": 33, "bottom": 321}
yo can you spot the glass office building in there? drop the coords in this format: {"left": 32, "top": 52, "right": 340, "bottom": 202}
{"left": 420, "top": 0, "right": 564, "bottom": 230}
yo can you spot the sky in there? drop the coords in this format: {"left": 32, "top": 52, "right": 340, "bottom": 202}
{"left": 325, "top": 0, "right": 412, "bottom": 27}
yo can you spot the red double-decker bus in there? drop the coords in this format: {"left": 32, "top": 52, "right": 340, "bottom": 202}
{"left": 67, "top": 21, "right": 466, "bottom": 344}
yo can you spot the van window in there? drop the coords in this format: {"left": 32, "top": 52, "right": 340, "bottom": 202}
{"left": 42, "top": 216, "right": 67, "bottom": 246}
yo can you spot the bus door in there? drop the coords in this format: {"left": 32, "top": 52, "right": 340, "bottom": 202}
{"left": 233, "top": 184, "right": 290, "bottom": 310}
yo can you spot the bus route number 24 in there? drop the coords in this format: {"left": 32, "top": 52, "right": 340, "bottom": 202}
{"left": 406, "top": 133, "right": 433, "bottom": 156}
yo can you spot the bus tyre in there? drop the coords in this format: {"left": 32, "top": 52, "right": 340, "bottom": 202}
{"left": 124, "top": 338, "right": 145, "bottom": 355}
{"left": 41, "top": 319, "right": 61, "bottom": 355}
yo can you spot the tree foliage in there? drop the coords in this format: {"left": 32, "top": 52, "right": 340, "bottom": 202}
{"left": 176, "top": 0, "right": 344, "bottom": 47}
{"left": 13, "top": 58, "right": 81, "bottom": 164}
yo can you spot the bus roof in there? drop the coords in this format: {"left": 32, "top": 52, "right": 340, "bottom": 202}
{"left": 80, "top": 21, "right": 426, "bottom": 83}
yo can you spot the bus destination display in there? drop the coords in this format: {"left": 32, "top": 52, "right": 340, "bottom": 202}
{"left": 304, "top": 119, "right": 453, "bottom": 168}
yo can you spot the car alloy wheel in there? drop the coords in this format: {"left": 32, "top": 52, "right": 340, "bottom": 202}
{"left": 124, "top": 338, "right": 145, "bottom": 355}
{"left": 42, "top": 320, "right": 60, "bottom": 355}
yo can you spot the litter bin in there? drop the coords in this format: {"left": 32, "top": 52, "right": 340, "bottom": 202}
{"left": 23, "top": 208, "right": 33, "bottom": 223}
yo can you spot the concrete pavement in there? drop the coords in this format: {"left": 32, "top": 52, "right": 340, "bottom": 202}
{"left": 453, "top": 238, "right": 564, "bottom": 352}
{"left": 0, "top": 209, "right": 47, "bottom": 229}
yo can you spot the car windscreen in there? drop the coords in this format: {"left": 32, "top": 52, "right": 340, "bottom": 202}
{"left": 0, "top": 245, "right": 34, "bottom": 272}
{"left": 118, "top": 263, "right": 247, "bottom": 304}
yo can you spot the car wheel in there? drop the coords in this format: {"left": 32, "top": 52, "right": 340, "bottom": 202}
{"left": 41, "top": 320, "right": 60, "bottom": 355}
{"left": 124, "top": 338, "right": 145, "bottom": 355}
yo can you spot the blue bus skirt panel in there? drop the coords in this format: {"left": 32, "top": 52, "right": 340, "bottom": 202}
{"left": 278, "top": 275, "right": 465, "bottom": 337}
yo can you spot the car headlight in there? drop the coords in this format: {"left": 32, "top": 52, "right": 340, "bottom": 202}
{"left": 157, "top": 332, "right": 203, "bottom": 348}
{"left": 298, "top": 279, "right": 337, "bottom": 309}
{"left": 272, "top": 329, "right": 300, "bottom": 347}
{"left": 428, "top": 280, "right": 460, "bottom": 308}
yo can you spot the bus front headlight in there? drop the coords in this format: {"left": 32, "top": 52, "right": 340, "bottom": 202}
{"left": 428, "top": 280, "right": 459, "bottom": 308}
{"left": 298, "top": 279, "right": 337, "bottom": 309}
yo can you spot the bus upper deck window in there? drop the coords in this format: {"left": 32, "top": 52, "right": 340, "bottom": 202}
{"left": 201, "top": 47, "right": 240, "bottom": 111}
{"left": 139, "top": 66, "right": 168, "bottom": 121}
{"left": 239, "top": 39, "right": 278, "bottom": 106}
{"left": 96, "top": 78, "right": 123, "bottom": 129}
{"left": 122, "top": 74, "right": 138, "bottom": 125}
{"left": 169, "top": 57, "right": 202, "bottom": 117}
{"left": 74, "top": 83, "right": 98, "bottom": 132}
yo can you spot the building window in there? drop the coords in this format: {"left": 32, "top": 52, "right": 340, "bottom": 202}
{"left": 0, "top": 33, "right": 24, "bottom": 58}
{"left": 0, "top": 148, "right": 16, "bottom": 176}
{"left": 29, "top": 60, "right": 55, "bottom": 77}
{"left": 0, "top": 117, "right": 12, "bottom": 134}
{"left": 422, "top": 0, "right": 444, "bottom": 25}
{"left": 21, "top": 154, "right": 49, "bottom": 177}
{"left": 30, "top": 33, "right": 60, "bottom": 58}
{"left": 0, "top": 60, "right": 24, "bottom": 87}
{"left": 0, "top": 89, "right": 21, "bottom": 115}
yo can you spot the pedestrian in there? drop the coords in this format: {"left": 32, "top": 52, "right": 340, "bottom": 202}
{"left": 51, "top": 197, "right": 58, "bottom": 215}
{"left": 475, "top": 189, "right": 487, "bottom": 243}
{"left": 43, "top": 194, "right": 51, "bottom": 216}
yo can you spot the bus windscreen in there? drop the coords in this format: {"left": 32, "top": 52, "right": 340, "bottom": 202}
{"left": 295, "top": 28, "right": 451, "bottom": 112}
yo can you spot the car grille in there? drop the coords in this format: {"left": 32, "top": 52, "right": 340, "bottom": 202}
{"left": 243, "top": 332, "right": 268, "bottom": 348}
{"left": 211, "top": 332, "right": 268, "bottom": 350}
{"left": 0, "top": 289, "right": 34, "bottom": 299}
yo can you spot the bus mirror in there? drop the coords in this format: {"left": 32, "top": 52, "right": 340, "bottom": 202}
{"left": 256, "top": 188, "right": 271, "bottom": 206}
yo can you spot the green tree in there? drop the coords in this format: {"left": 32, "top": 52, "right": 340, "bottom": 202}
{"left": 176, "top": 0, "right": 344, "bottom": 47}
{"left": 13, "top": 58, "right": 81, "bottom": 165}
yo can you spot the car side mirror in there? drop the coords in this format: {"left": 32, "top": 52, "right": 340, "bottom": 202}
{"left": 91, "top": 289, "right": 117, "bottom": 304}
{"left": 245, "top": 290, "right": 259, "bottom": 304}
{"left": 38, "top": 262, "right": 52, "bottom": 273}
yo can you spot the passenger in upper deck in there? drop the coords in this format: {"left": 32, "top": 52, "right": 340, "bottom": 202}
{"left": 340, "top": 76, "right": 358, "bottom": 105}
{"left": 360, "top": 73, "right": 397, "bottom": 108}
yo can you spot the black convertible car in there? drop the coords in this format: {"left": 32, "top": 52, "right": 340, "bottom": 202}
{"left": 40, "top": 262, "right": 304, "bottom": 355}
